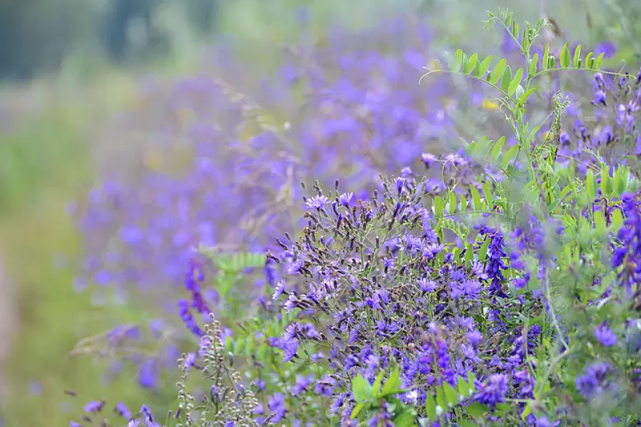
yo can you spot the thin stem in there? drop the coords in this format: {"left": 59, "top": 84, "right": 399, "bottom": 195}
{"left": 419, "top": 69, "right": 517, "bottom": 105}
{"left": 531, "top": 67, "right": 633, "bottom": 81}
{"left": 544, "top": 270, "right": 569, "bottom": 350}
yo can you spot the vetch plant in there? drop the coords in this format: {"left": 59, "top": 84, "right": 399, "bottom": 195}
{"left": 70, "top": 8, "right": 641, "bottom": 427}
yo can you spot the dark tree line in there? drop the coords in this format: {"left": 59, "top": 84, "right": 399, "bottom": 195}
{"left": 0, "top": 0, "right": 219, "bottom": 81}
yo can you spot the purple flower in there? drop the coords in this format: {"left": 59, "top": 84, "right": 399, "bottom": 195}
{"left": 594, "top": 41, "right": 617, "bottom": 59}
{"left": 254, "top": 378, "right": 266, "bottom": 390}
{"left": 29, "top": 381, "right": 42, "bottom": 396}
{"left": 140, "top": 405, "right": 161, "bottom": 427}
{"left": 330, "top": 393, "right": 347, "bottom": 414}
{"left": 418, "top": 277, "right": 437, "bottom": 293}
{"left": 281, "top": 339, "right": 299, "bottom": 362}
{"left": 83, "top": 400, "right": 105, "bottom": 413}
{"left": 594, "top": 323, "right": 617, "bottom": 347}
{"left": 467, "top": 330, "right": 483, "bottom": 346}
{"left": 394, "top": 177, "right": 406, "bottom": 194}
{"left": 593, "top": 90, "right": 607, "bottom": 106}
{"left": 536, "top": 416, "right": 552, "bottom": 427}
{"left": 612, "top": 247, "right": 627, "bottom": 268}
{"left": 292, "top": 375, "right": 312, "bottom": 396}
{"left": 451, "top": 279, "right": 482, "bottom": 300}
{"left": 421, "top": 153, "right": 438, "bottom": 168}
{"left": 474, "top": 374, "right": 509, "bottom": 408}
{"left": 268, "top": 393, "right": 287, "bottom": 422}
{"left": 478, "top": 226, "right": 508, "bottom": 297}
{"left": 178, "top": 299, "right": 203, "bottom": 337}
{"left": 272, "top": 280, "right": 286, "bottom": 301}
{"left": 116, "top": 402, "right": 132, "bottom": 419}
{"left": 306, "top": 195, "right": 330, "bottom": 210}
{"left": 138, "top": 358, "right": 159, "bottom": 389}
{"left": 339, "top": 192, "right": 354, "bottom": 207}
{"left": 576, "top": 362, "right": 610, "bottom": 398}
{"left": 315, "top": 376, "right": 336, "bottom": 396}
{"left": 183, "top": 352, "right": 197, "bottom": 371}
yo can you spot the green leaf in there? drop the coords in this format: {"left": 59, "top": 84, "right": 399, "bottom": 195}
{"left": 528, "top": 53, "right": 538, "bottom": 75}
{"left": 465, "top": 243, "right": 474, "bottom": 265}
{"left": 559, "top": 185, "right": 573, "bottom": 201}
{"left": 594, "top": 52, "right": 605, "bottom": 69}
{"left": 470, "top": 186, "right": 482, "bottom": 211}
{"left": 611, "top": 208, "right": 623, "bottom": 230}
{"left": 463, "top": 53, "right": 478, "bottom": 74}
{"left": 459, "top": 194, "right": 468, "bottom": 213}
{"left": 501, "top": 144, "right": 519, "bottom": 170}
{"left": 433, "top": 196, "right": 444, "bottom": 217}
{"left": 560, "top": 43, "right": 570, "bottom": 68}
{"left": 500, "top": 65, "right": 513, "bottom": 92}
{"left": 450, "top": 49, "right": 464, "bottom": 72}
{"left": 381, "top": 368, "right": 402, "bottom": 397}
{"left": 476, "top": 55, "right": 493, "bottom": 77}
{"left": 425, "top": 394, "right": 437, "bottom": 420}
{"left": 586, "top": 169, "right": 596, "bottom": 200}
{"left": 448, "top": 192, "right": 457, "bottom": 215}
{"left": 542, "top": 44, "right": 550, "bottom": 70}
{"left": 517, "top": 88, "right": 536, "bottom": 108}
{"left": 393, "top": 410, "right": 417, "bottom": 427}
{"left": 234, "top": 336, "right": 245, "bottom": 354}
{"left": 479, "top": 238, "right": 491, "bottom": 262}
{"left": 467, "top": 371, "right": 476, "bottom": 394}
{"left": 613, "top": 167, "right": 626, "bottom": 197}
{"left": 457, "top": 376, "right": 470, "bottom": 397}
{"left": 246, "top": 334, "right": 254, "bottom": 354}
{"left": 490, "top": 59, "right": 506, "bottom": 85}
{"left": 515, "top": 84, "right": 524, "bottom": 99}
{"left": 494, "top": 403, "right": 512, "bottom": 416}
{"left": 458, "top": 421, "right": 477, "bottom": 427}
{"left": 372, "top": 371, "right": 385, "bottom": 398}
{"left": 483, "top": 183, "right": 494, "bottom": 207}
{"left": 351, "top": 375, "right": 372, "bottom": 403}
{"left": 466, "top": 402, "right": 489, "bottom": 417}
{"left": 443, "top": 382, "right": 459, "bottom": 406}
{"left": 508, "top": 68, "right": 524, "bottom": 96}
{"left": 225, "top": 335, "right": 234, "bottom": 352}
{"left": 436, "top": 387, "right": 448, "bottom": 409}
{"left": 573, "top": 44, "right": 582, "bottom": 67}
{"left": 594, "top": 210, "right": 606, "bottom": 233}
{"left": 601, "top": 166, "right": 611, "bottom": 197}
{"left": 490, "top": 136, "right": 505, "bottom": 162}
{"left": 351, "top": 402, "right": 366, "bottom": 419}
{"left": 584, "top": 51, "right": 593, "bottom": 68}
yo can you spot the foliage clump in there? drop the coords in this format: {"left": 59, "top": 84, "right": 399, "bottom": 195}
{"left": 69, "top": 8, "right": 641, "bottom": 427}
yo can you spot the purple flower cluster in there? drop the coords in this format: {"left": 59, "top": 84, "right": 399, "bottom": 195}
{"left": 613, "top": 193, "right": 641, "bottom": 292}
{"left": 557, "top": 69, "right": 641, "bottom": 172}
{"left": 65, "top": 9, "right": 641, "bottom": 427}
{"left": 244, "top": 176, "right": 548, "bottom": 423}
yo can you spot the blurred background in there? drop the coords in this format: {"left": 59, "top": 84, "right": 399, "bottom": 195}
{"left": 0, "top": 0, "right": 639, "bottom": 425}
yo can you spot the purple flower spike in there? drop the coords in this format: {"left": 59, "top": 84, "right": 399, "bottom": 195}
{"left": 594, "top": 323, "right": 617, "bottom": 347}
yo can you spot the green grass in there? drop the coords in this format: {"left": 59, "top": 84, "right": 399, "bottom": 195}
{"left": 0, "top": 76, "right": 178, "bottom": 426}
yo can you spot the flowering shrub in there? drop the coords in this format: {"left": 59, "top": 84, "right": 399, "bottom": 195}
{"left": 68, "top": 16, "right": 468, "bottom": 386}
{"left": 68, "top": 7, "right": 641, "bottom": 427}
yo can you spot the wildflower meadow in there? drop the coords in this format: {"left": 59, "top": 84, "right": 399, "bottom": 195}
{"left": 4, "top": 3, "right": 641, "bottom": 427}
